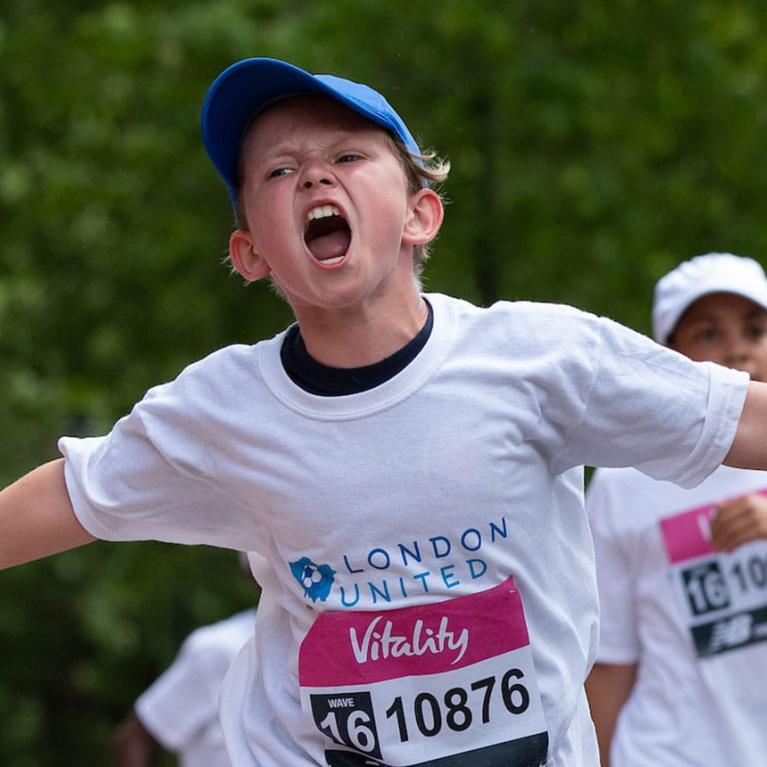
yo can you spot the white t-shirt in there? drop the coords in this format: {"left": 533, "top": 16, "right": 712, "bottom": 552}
{"left": 135, "top": 609, "right": 256, "bottom": 767}
{"left": 58, "top": 294, "right": 748, "bottom": 767}
{"left": 587, "top": 464, "right": 767, "bottom": 766}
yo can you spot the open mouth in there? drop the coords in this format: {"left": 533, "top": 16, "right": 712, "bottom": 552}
{"left": 304, "top": 205, "right": 351, "bottom": 266}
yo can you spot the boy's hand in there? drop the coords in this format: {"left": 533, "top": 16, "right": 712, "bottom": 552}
{"left": 710, "top": 493, "right": 767, "bottom": 553}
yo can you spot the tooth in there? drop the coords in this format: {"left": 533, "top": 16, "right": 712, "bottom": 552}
{"left": 306, "top": 205, "right": 343, "bottom": 225}
{"left": 307, "top": 206, "right": 326, "bottom": 222}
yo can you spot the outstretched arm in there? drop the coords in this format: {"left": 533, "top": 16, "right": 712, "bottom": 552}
{"left": 0, "top": 458, "right": 95, "bottom": 569}
{"left": 725, "top": 381, "right": 767, "bottom": 470}
{"left": 585, "top": 662, "right": 637, "bottom": 767}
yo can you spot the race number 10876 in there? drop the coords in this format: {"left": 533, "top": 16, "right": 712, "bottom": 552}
{"left": 385, "top": 667, "right": 530, "bottom": 742}
{"left": 310, "top": 667, "right": 530, "bottom": 756}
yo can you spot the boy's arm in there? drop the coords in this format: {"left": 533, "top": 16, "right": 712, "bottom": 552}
{"left": 725, "top": 381, "right": 767, "bottom": 470}
{"left": 0, "top": 458, "right": 95, "bottom": 569}
{"left": 585, "top": 662, "right": 637, "bottom": 767}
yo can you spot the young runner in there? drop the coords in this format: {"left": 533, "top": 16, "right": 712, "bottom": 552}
{"left": 115, "top": 555, "right": 257, "bottom": 767}
{"left": 586, "top": 252, "right": 767, "bottom": 767}
{"left": 115, "top": 608, "right": 256, "bottom": 767}
{"left": 2, "top": 59, "right": 767, "bottom": 766}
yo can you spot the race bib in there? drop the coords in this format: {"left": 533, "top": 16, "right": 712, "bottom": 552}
{"left": 298, "top": 576, "right": 548, "bottom": 766}
{"left": 660, "top": 492, "right": 767, "bottom": 657}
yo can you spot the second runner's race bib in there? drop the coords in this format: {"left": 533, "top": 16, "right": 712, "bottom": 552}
{"left": 660, "top": 491, "right": 767, "bottom": 657}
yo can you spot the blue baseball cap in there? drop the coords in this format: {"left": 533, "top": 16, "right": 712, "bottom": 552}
{"left": 200, "top": 57, "right": 421, "bottom": 202}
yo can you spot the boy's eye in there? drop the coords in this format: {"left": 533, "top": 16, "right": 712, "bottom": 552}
{"left": 337, "top": 153, "right": 362, "bottom": 164}
{"left": 267, "top": 166, "right": 294, "bottom": 179}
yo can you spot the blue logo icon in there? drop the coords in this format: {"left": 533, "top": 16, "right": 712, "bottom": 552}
{"left": 290, "top": 557, "right": 336, "bottom": 603}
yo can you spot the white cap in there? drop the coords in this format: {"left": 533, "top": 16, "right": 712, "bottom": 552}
{"left": 652, "top": 252, "right": 767, "bottom": 344}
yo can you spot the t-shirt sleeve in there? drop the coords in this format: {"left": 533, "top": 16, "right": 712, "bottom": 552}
{"left": 586, "top": 469, "right": 641, "bottom": 664}
{"left": 556, "top": 313, "right": 749, "bottom": 487}
{"left": 58, "top": 364, "right": 263, "bottom": 549}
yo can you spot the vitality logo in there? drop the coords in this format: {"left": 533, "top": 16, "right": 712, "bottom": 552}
{"left": 290, "top": 557, "right": 336, "bottom": 603}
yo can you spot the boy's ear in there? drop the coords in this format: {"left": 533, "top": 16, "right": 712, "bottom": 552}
{"left": 402, "top": 188, "right": 444, "bottom": 247}
{"left": 229, "top": 229, "right": 271, "bottom": 282}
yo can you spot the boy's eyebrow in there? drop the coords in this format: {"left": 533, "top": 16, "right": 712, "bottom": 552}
{"left": 249, "top": 143, "right": 297, "bottom": 164}
{"left": 248, "top": 138, "right": 382, "bottom": 176}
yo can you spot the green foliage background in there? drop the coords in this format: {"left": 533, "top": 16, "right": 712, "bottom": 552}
{"left": 2, "top": 1, "right": 767, "bottom": 763}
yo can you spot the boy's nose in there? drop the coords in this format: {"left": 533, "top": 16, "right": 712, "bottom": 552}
{"left": 300, "top": 160, "right": 335, "bottom": 190}
{"left": 303, "top": 177, "right": 333, "bottom": 189}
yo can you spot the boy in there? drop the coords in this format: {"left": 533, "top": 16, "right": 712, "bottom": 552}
{"left": 586, "top": 253, "right": 767, "bottom": 767}
{"left": 2, "top": 58, "right": 767, "bottom": 766}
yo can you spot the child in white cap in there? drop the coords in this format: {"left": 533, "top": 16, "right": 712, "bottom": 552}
{"left": 3, "top": 58, "right": 767, "bottom": 767}
{"left": 587, "top": 252, "right": 767, "bottom": 766}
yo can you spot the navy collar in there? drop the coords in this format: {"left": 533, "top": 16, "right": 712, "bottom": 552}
{"left": 280, "top": 300, "right": 434, "bottom": 396}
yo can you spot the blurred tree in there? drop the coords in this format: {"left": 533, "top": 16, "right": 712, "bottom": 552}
{"left": 3, "top": 0, "right": 767, "bottom": 763}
